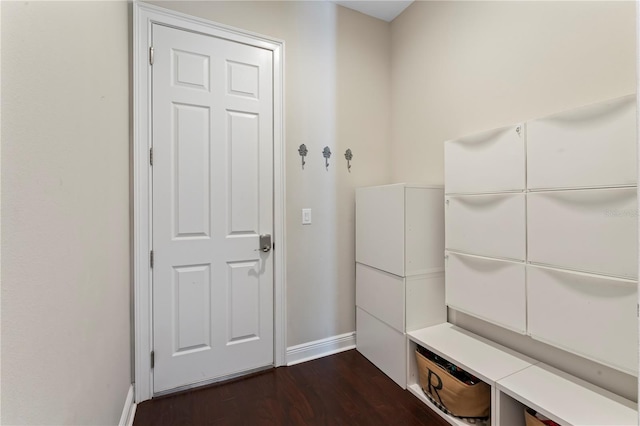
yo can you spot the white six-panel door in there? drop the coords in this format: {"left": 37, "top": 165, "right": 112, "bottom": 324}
{"left": 152, "top": 24, "right": 274, "bottom": 393}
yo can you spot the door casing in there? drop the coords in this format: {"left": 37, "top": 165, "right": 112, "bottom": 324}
{"left": 133, "top": 1, "right": 286, "bottom": 403}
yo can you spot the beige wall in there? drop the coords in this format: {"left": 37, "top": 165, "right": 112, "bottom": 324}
{"left": 151, "top": 1, "right": 392, "bottom": 346}
{"left": 1, "top": 2, "right": 131, "bottom": 424}
{"left": 2, "top": 2, "right": 390, "bottom": 422}
{"left": 390, "top": 0, "right": 637, "bottom": 400}
{"left": 390, "top": 0, "right": 635, "bottom": 184}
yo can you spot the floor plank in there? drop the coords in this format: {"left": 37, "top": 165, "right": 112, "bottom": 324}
{"left": 134, "top": 350, "right": 450, "bottom": 426}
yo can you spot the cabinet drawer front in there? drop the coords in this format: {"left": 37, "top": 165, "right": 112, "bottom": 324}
{"left": 355, "top": 185, "right": 405, "bottom": 276}
{"left": 446, "top": 194, "right": 525, "bottom": 261}
{"left": 527, "top": 95, "right": 636, "bottom": 190}
{"left": 445, "top": 252, "right": 526, "bottom": 333}
{"left": 527, "top": 188, "right": 638, "bottom": 278}
{"left": 445, "top": 124, "right": 525, "bottom": 194}
{"left": 356, "top": 263, "right": 404, "bottom": 331}
{"left": 527, "top": 266, "right": 638, "bottom": 374}
{"left": 356, "top": 307, "right": 406, "bottom": 388}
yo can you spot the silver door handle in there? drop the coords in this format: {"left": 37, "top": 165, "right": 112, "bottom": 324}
{"left": 259, "top": 234, "right": 272, "bottom": 253}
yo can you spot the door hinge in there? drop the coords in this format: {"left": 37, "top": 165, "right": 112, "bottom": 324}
{"left": 149, "top": 46, "right": 154, "bottom": 65}
{"left": 151, "top": 351, "right": 155, "bottom": 368}
{"left": 150, "top": 147, "right": 153, "bottom": 166}
{"left": 150, "top": 250, "right": 154, "bottom": 268}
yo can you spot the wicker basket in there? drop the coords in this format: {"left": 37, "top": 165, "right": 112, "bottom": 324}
{"left": 524, "top": 409, "right": 546, "bottom": 426}
{"left": 415, "top": 349, "right": 491, "bottom": 419}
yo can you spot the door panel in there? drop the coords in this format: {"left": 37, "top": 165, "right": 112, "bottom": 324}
{"left": 173, "top": 264, "right": 211, "bottom": 353}
{"left": 173, "top": 103, "right": 211, "bottom": 238}
{"left": 228, "top": 111, "right": 259, "bottom": 234}
{"left": 227, "top": 260, "right": 261, "bottom": 344}
{"left": 152, "top": 24, "right": 273, "bottom": 393}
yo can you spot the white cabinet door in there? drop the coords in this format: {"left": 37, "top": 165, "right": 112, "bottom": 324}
{"left": 356, "top": 263, "right": 405, "bottom": 332}
{"left": 446, "top": 194, "right": 525, "bottom": 261}
{"left": 527, "top": 266, "right": 638, "bottom": 374}
{"left": 356, "top": 307, "right": 407, "bottom": 388}
{"left": 527, "top": 188, "right": 637, "bottom": 278}
{"left": 527, "top": 95, "right": 636, "bottom": 190}
{"left": 445, "top": 252, "right": 526, "bottom": 334}
{"left": 445, "top": 124, "right": 525, "bottom": 194}
{"left": 356, "top": 185, "right": 405, "bottom": 276}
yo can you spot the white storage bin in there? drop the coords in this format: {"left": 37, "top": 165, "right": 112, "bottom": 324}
{"left": 446, "top": 193, "right": 525, "bottom": 261}
{"left": 356, "top": 184, "right": 444, "bottom": 277}
{"left": 527, "top": 95, "right": 636, "bottom": 190}
{"left": 356, "top": 263, "right": 404, "bottom": 332}
{"left": 445, "top": 252, "right": 526, "bottom": 334}
{"left": 445, "top": 124, "right": 525, "bottom": 194}
{"left": 527, "top": 188, "right": 637, "bottom": 278}
{"left": 527, "top": 265, "right": 638, "bottom": 375}
{"left": 356, "top": 307, "right": 406, "bottom": 388}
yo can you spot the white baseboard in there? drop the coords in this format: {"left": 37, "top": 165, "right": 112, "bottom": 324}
{"left": 119, "top": 384, "right": 137, "bottom": 426}
{"left": 286, "top": 332, "right": 356, "bottom": 366}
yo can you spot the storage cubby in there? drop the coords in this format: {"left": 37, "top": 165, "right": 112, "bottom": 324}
{"left": 496, "top": 363, "right": 637, "bottom": 426}
{"left": 407, "top": 323, "right": 638, "bottom": 426}
{"left": 494, "top": 392, "right": 527, "bottom": 426}
{"left": 406, "top": 323, "right": 534, "bottom": 426}
{"left": 406, "top": 339, "right": 474, "bottom": 426}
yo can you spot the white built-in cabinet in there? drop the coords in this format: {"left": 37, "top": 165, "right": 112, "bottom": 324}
{"left": 444, "top": 95, "right": 638, "bottom": 375}
{"left": 524, "top": 95, "right": 638, "bottom": 376}
{"left": 355, "top": 184, "right": 445, "bottom": 388}
{"left": 414, "top": 95, "right": 638, "bottom": 426}
{"left": 445, "top": 123, "right": 528, "bottom": 334}
{"left": 354, "top": 97, "right": 637, "bottom": 426}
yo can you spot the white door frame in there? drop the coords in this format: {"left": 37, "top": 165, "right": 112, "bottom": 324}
{"left": 133, "top": 1, "right": 286, "bottom": 403}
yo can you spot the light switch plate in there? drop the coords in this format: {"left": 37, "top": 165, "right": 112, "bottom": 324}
{"left": 302, "top": 208, "right": 312, "bottom": 225}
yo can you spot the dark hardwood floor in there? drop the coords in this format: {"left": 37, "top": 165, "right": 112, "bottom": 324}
{"left": 134, "top": 349, "right": 449, "bottom": 426}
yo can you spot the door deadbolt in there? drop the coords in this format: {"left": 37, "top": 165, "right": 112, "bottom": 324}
{"left": 259, "top": 234, "right": 272, "bottom": 253}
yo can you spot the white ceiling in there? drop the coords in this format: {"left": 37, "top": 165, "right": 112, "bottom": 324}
{"left": 333, "top": 1, "right": 414, "bottom": 22}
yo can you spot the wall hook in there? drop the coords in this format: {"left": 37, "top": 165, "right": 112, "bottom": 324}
{"left": 322, "top": 146, "right": 332, "bottom": 170}
{"left": 298, "top": 144, "right": 308, "bottom": 169}
{"left": 344, "top": 149, "right": 353, "bottom": 172}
